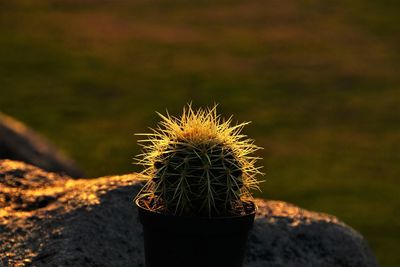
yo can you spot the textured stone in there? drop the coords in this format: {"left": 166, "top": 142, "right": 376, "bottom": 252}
{"left": 0, "top": 160, "right": 378, "bottom": 267}
{"left": 246, "top": 200, "right": 378, "bottom": 267}
{"left": 0, "top": 113, "right": 83, "bottom": 177}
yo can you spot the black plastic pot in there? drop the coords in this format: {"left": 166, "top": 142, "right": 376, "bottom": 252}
{"left": 136, "top": 197, "right": 256, "bottom": 267}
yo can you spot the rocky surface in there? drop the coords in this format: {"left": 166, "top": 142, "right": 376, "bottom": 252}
{"left": 0, "top": 160, "right": 378, "bottom": 267}
{"left": 0, "top": 113, "right": 83, "bottom": 177}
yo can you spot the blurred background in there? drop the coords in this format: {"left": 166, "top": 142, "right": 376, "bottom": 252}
{"left": 0, "top": 0, "right": 399, "bottom": 265}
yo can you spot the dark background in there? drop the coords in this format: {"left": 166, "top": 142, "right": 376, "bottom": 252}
{"left": 1, "top": 1, "right": 399, "bottom": 265}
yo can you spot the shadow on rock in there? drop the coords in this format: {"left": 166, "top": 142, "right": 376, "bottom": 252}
{"left": 0, "top": 113, "right": 83, "bottom": 177}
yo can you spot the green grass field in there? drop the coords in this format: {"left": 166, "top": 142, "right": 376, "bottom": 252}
{"left": 1, "top": 1, "right": 399, "bottom": 265}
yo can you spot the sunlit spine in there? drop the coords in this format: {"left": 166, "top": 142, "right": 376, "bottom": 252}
{"left": 136, "top": 104, "right": 263, "bottom": 216}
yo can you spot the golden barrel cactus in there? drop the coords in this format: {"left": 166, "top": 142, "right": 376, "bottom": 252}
{"left": 136, "top": 105, "right": 263, "bottom": 217}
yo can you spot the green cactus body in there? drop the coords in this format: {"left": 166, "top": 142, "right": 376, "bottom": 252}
{"left": 136, "top": 105, "right": 263, "bottom": 217}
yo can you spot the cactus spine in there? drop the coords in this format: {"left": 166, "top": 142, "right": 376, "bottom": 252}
{"left": 136, "top": 105, "right": 263, "bottom": 217}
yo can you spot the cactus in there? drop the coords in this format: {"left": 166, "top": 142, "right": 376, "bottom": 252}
{"left": 136, "top": 105, "right": 263, "bottom": 217}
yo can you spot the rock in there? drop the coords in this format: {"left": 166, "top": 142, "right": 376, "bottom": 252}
{"left": 246, "top": 201, "right": 379, "bottom": 267}
{"left": 0, "top": 113, "right": 84, "bottom": 177}
{"left": 0, "top": 160, "right": 378, "bottom": 267}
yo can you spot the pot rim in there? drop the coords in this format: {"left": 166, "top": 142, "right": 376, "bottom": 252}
{"left": 135, "top": 194, "right": 257, "bottom": 220}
